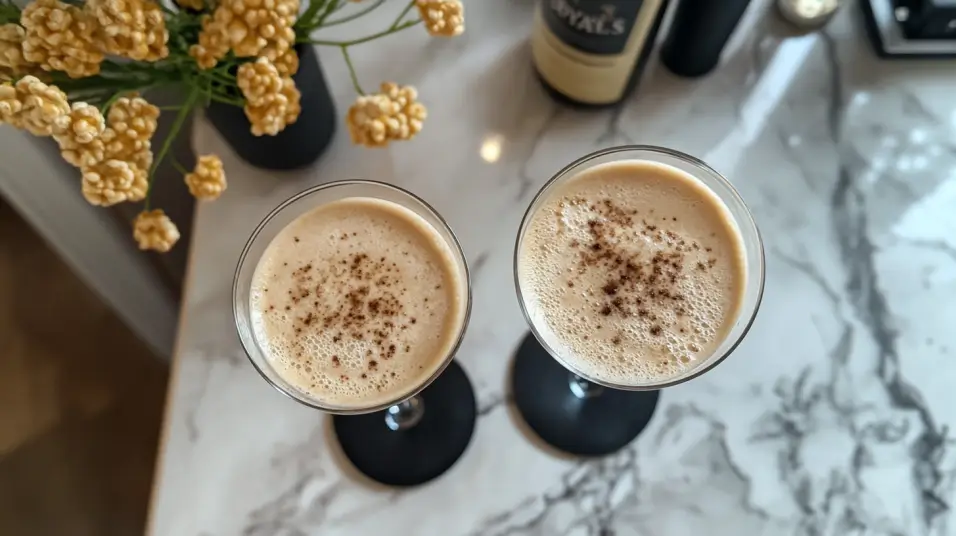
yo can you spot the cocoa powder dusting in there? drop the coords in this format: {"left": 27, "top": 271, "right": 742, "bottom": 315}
{"left": 564, "top": 197, "right": 716, "bottom": 340}
{"left": 263, "top": 250, "right": 423, "bottom": 382}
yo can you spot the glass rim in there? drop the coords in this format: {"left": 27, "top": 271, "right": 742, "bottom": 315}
{"left": 512, "top": 144, "right": 766, "bottom": 392}
{"left": 232, "top": 179, "right": 473, "bottom": 415}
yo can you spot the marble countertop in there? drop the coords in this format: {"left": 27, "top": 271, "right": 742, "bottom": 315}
{"left": 147, "top": 2, "right": 956, "bottom": 535}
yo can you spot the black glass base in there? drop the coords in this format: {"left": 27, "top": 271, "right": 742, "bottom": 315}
{"left": 511, "top": 333, "right": 660, "bottom": 457}
{"left": 333, "top": 360, "right": 476, "bottom": 487}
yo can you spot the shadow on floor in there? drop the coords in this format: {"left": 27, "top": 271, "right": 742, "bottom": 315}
{"left": 0, "top": 200, "right": 169, "bottom": 536}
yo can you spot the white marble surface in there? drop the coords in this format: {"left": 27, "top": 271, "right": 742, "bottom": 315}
{"left": 147, "top": 2, "right": 956, "bottom": 535}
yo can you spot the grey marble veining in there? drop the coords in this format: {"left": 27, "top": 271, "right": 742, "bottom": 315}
{"left": 147, "top": 2, "right": 956, "bottom": 535}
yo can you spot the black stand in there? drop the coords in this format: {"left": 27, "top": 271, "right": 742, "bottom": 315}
{"left": 511, "top": 333, "right": 660, "bottom": 457}
{"left": 333, "top": 360, "right": 476, "bottom": 487}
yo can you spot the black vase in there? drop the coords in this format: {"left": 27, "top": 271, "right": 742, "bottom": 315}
{"left": 206, "top": 45, "right": 336, "bottom": 171}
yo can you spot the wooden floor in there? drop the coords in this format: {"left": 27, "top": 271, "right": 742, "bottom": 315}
{"left": 0, "top": 201, "right": 169, "bottom": 536}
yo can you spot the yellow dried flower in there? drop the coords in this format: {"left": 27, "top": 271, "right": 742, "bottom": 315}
{"left": 262, "top": 43, "right": 297, "bottom": 76}
{"left": 380, "top": 82, "right": 426, "bottom": 140}
{"left": 86, "top": 0, "right": 169, "bottom": 62}
{"left": 55, "top": 102, "right": 107, "bottom": 168}
{"left": 190, "top": 15, "right": 229, "bottom": 70}
{"left": 102, "top": 95, "right": 159, "bottom": 170}
{"left": 0, "top": 75, "right": 70, "bottom": 135}
{"left": 133, "top": 209, "right": 180, "bottom": 252}
{"left": 347, "top": 94, "right": 396, "bottom": 148}
{"left": 214, "top": 0, "right": 297, "bottom": 58}
{"left": 184, "top": 154, "right": 227, "bottom": 200}
{"left": 65, "top": 137, "right": 107, "bottom": 168}
{"left": 21, "top": 0, "right": 103, "bottom": 78}
{"left": 416, "top": 0, "right": 464, "bottom": 37}
{"left": 0, "top": 83, "right": 23, "bottom": 125}
{"left": 74, "top": 96, "right": 157, "bottom": 206}
{"left": 239, "top": 60, "right": 299, "bottom": 137}
{"left": 0, "top": 24, "right": 29, "bottom": 72}
{"left": 280, "top": 76, "right": 300, "bottom": 124}
{"left": 346, "top": 82, "right": 427, "bottom": 148}
{"left": 81, "top": 159, "right": 148, "bottom": 206}
{"left": 244, "top": 100, "right": 283, "bottom": 136}
{"left": 190, "top": 0, "right": 297, "bottom": 69}
{"left": 244, "top": 76, "right": 299, "bottom": 136}
{"left": 63, "top": 102, "right": 105, "bottom": 144}
{"left": 175, "top": 0, "right": 205, "bottom": 11}
{"left": 237, "top": 56, "right": 282, "bottom": 105}
{"left": 266, "top": 0, "right": 298, "bottom": 27}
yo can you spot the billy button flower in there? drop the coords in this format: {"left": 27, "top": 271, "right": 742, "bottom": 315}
{"left": 189, "top": 14, "right": 230, "bottom": 69}
{"left": 0, "top": 75, "right": 70, "bottom": 135}
{"left": 85, "top": 0, "right": 169, "bottom": 62}
{"left": 184, "top": 154, "right": 227, "bottom": 201}
{"left": 189, "top": 0, "right": 298, "bottom": 70}
{"left": 101, "top": 95, "right": 159, "bottom": 171}
{"left": 54, "top": 101, "right": 107, "bottom": 168}
{"left": 78, "top": 95, "right": 158, "bottom": 206}
{"left": 217, "top": 0, "right": 297, "bottom": 57}
{"left": 346, "top": 82, "right": 426, "bottom": 148}
{"left": 237, "top": 57, "right": 300, "bottom": 136}
{"left": 81, "top": 159, "right": 148, "bottom": 206}
{"left": 0, "top": 24, "right": 30, "bottom": 76}
{"left": 20, "top": 0, "right": 103, "bottom": 78}
{"left": 236, "top": 55, "right": 282, "bottom": 104}
{"left": 133, "top": 209, "right": 180, "bottom": 252}
{"left": 416, "top": 0, "right": 464, "bottom": 37}
{"left": 261, "top": 44, "right": 298, "bottom": 76}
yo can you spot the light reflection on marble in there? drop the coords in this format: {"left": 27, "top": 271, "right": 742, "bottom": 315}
{"left": 147, "top": 2, "right": 956, "bottom": 535}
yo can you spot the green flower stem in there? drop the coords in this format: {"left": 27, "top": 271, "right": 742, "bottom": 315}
{"left": 340, "top": 46, "right": 364, "bottom": 95}
{"left": 170, "top": 157, "right": 190, "bottom": 175}
{"left": 206, "top": 92, "right": 244, "bottom": 106}
{"left": 197, "top": 69, "right": 235, "bottom": 86}
{"left": 0, "top": 3, "right": 21, "bottom": 23}
{"left": 322, "top": 0, "right": 386, "bottom": 27}
{"left": 298, "top": 0, "right": 331, "bottom": 32}
{"left": 296, "top": 0, "right": 328, "bottom": 27}
{"left": 53, "top": 75, "right": 154, "bottom": 92}
{"left": 145, "top": 87, "right": 201, "bottom": 209}
{"left": 316, "top": 0, "right": 348, "bottom": 26}
{"left": 390, "top": 0, "right": 417, "bottom": 31}
{"left": 299, "top": 18, "right": 421, "bottom": 46}
{"left": 98, "top": 90, "right": 131, "bottom": 114}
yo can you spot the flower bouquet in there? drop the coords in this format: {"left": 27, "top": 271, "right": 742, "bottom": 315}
{"left": 0, "top": 0, "right": 464, "bottom": 252}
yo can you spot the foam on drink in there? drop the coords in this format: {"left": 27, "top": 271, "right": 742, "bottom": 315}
{"left": 517, "top": 160, "right": 746, "bottom": 386}
{"left": 250, "top": 197, "right": 466, "bottom": 409}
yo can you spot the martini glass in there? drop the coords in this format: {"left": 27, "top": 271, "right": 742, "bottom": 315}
{"left": 234, "top": 180, "right": 474, "bottom": 486}
{"left": 512, "top": 146, "right": 765, "bottom": 456}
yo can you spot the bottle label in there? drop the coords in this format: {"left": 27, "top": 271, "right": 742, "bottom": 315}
{"left": 532, "top": 0, "right": 666, "bottom": 105}
{"left": 541, "top": 0, "right": 644, "bottom": 55}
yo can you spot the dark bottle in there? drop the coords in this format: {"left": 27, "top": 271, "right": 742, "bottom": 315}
{"left": 531, "top": 0, "right": 671, "bottom": 107}
{"left": 660, "top": 0, "right": 753, "bottom": 78}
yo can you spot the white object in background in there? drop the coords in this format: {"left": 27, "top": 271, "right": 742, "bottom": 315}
{"left": 0, "top": 126, "right": 176, "bottom": 359}
{"left": 778, "top": 0, "right": 841, "bottom": 28}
